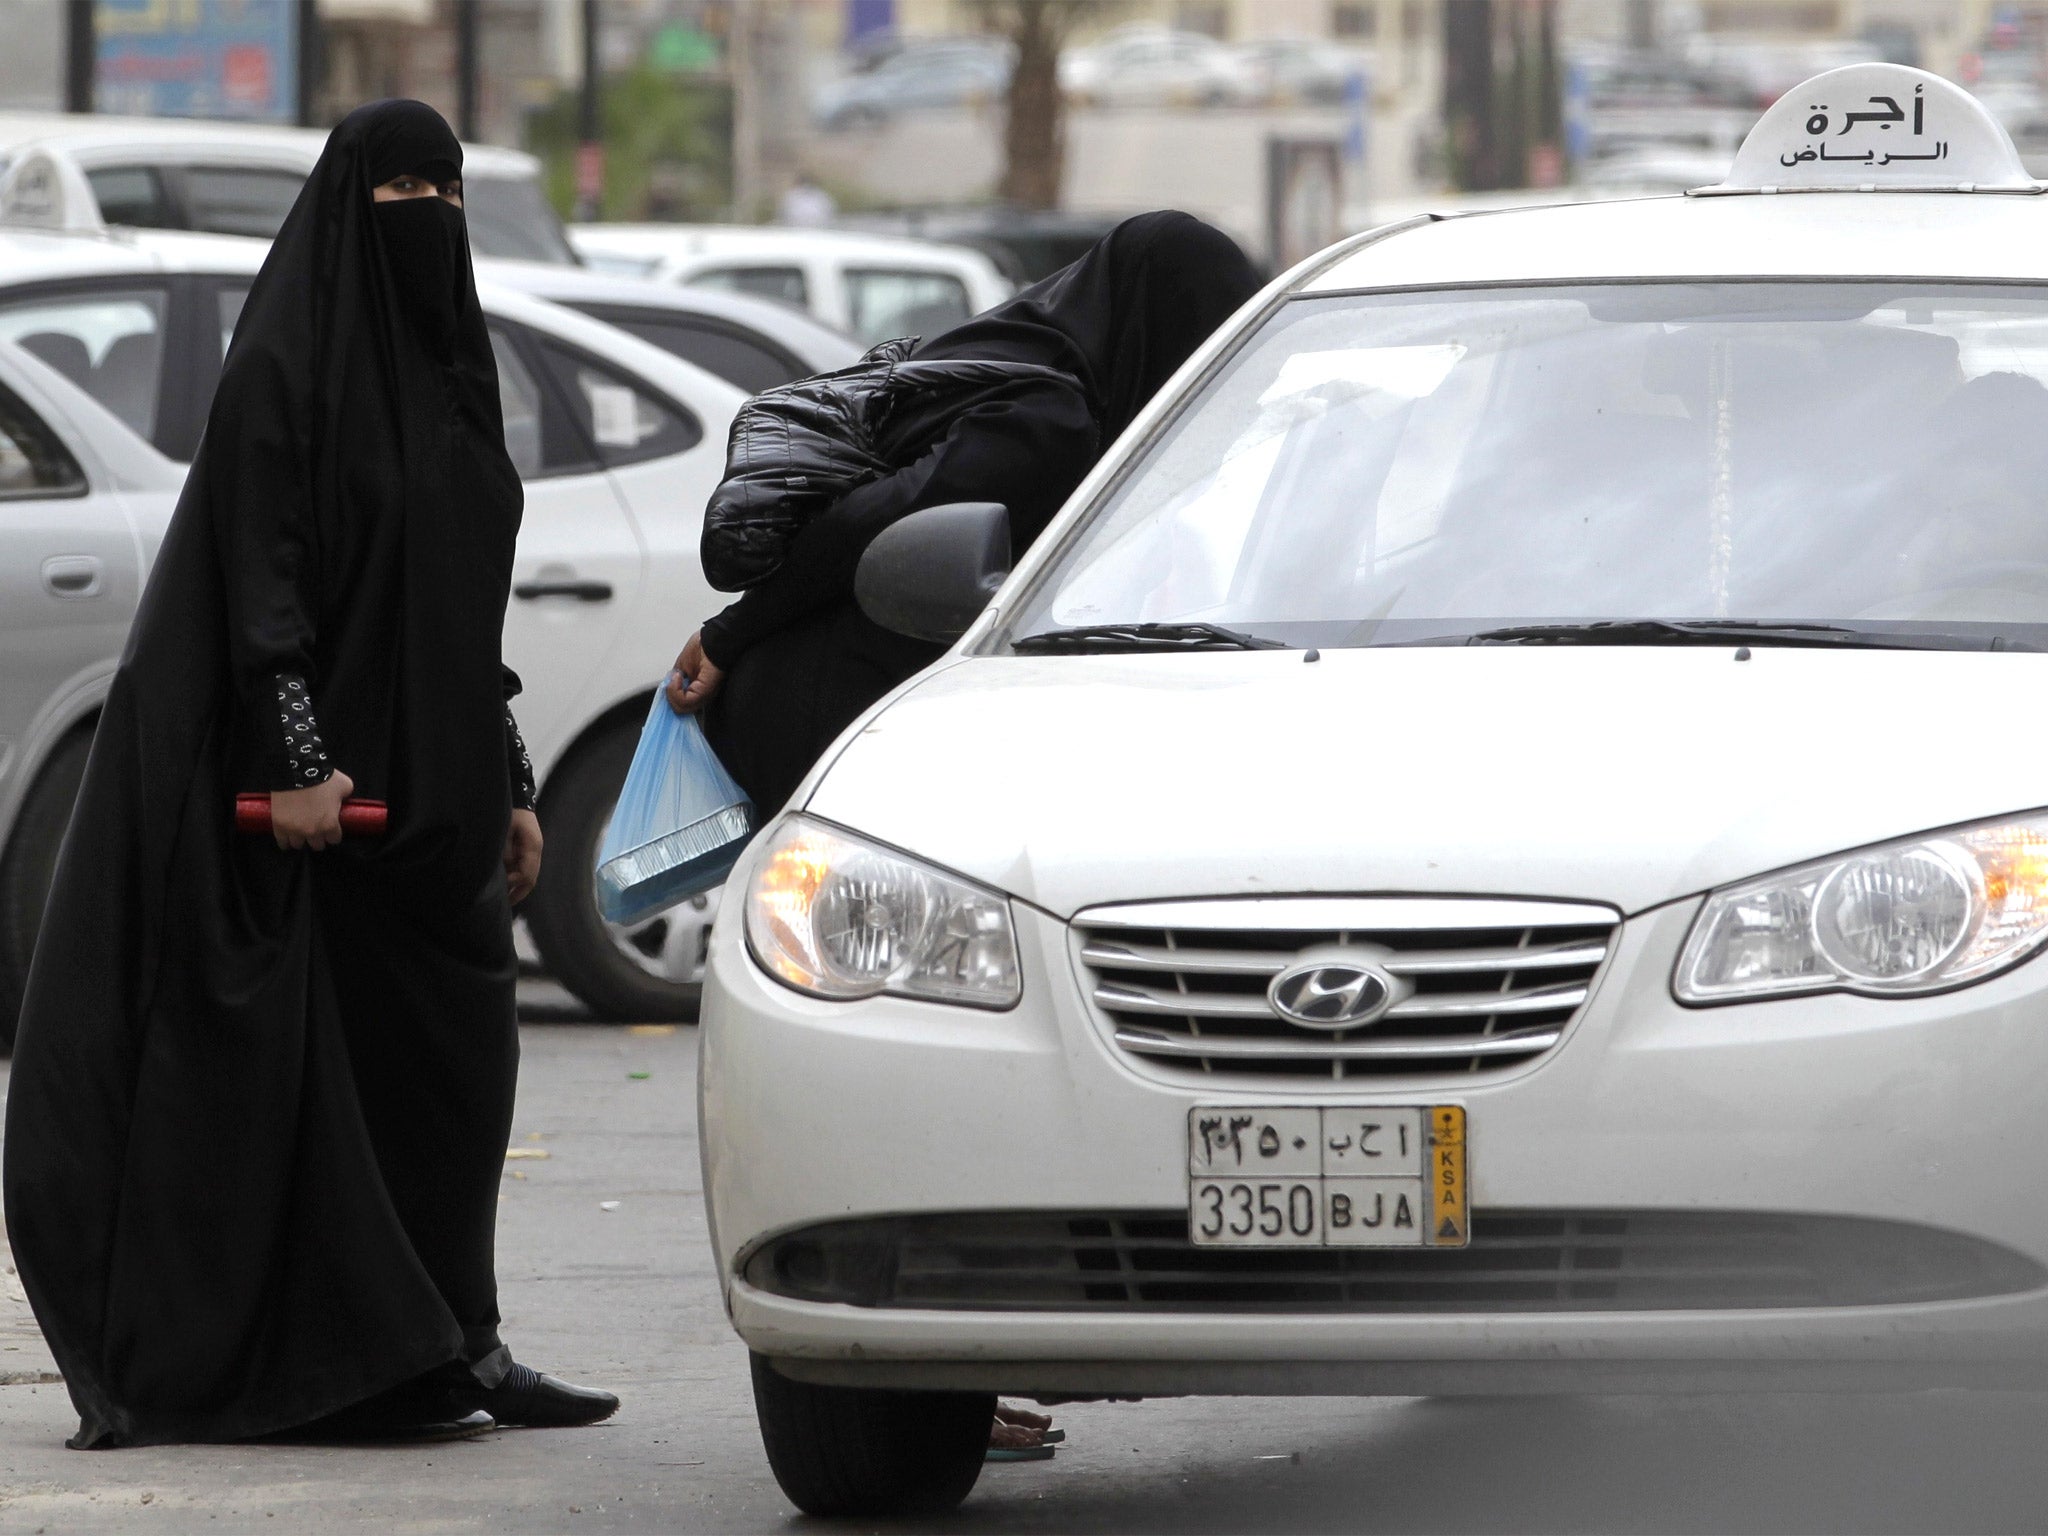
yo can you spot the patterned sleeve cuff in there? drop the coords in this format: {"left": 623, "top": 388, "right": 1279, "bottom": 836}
{"left": 506, "top": 703, "right": 537, "bottom": 811}
{"left": 270, "top": 671, "right": 334, "bottom": 789}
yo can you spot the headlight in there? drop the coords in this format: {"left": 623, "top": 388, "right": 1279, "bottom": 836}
{"left": 1675, "top": 813, "right": 2048, "bottom": 1003}
{"left": 743, "top": 815, "right": 1021, "bottom": 1009}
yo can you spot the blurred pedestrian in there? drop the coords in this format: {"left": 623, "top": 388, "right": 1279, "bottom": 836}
{"left": 669, "top": 210, "right": 1262, "bottom": 819}
{"left": 777, "top": 171, "right": 837, "bottom": 228}
{"left": 3, "top": 101, "right": 616, "bottom": 1448}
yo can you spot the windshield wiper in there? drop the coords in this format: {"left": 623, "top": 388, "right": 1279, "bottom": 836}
{"left": 1417, "top": 620, "right": 2040, "bottom": 652}
{"left": 1011, "top": 622, "right": 1291, "bottom": 655}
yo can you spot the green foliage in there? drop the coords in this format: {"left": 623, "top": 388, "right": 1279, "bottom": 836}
{"left": 526, "top": 62, "right": 734, "bottom": 222}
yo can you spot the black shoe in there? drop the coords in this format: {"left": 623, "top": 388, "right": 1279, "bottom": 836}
{"left": 275, "top": 1406, "right": 497, "bottom": 1445}
{"left": 476, "top": 1363, "right": 619, "bottom": 1428}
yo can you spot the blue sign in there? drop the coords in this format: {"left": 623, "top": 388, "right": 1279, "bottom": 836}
{"left": 847, "top": 0, "right": 894, "bottom": 45}
{"left": 96, "top": 0, "right": 298, "bottom": 123}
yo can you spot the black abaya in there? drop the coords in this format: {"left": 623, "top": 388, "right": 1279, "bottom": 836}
{"left": 2, "top": 101, "right": 528, "bottom": 1447}
{"left": 699, "top": 211, "right": 1261, "bottom": 815}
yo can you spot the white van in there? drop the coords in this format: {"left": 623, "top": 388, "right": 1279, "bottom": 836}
{"left": 566, "top": 223, "right": 1014, "bottom": 346}
{"left": 703, "top": 66, "right": 2048, "bottom": 1517}
{"left": 0, "top": 112, "right": 575, "bottom": 263}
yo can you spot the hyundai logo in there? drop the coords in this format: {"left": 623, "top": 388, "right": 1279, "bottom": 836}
{"left": 1268, "top": 961, "right": 1395, "bottom": 1030}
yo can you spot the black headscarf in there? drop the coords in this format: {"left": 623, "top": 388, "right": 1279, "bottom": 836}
{"left": 5, "top": 100, "right": 527, "bottom": 1447}
{"left": 915, "top": 209, "right": 1263, "bottom": 440}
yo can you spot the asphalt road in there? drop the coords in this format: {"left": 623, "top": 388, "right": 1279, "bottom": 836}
{"left": 6, "top": 993, "right": 2048, "bottom": 1533}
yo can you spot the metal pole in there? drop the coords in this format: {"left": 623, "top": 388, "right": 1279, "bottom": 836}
{"left": 64, "top": 0, "right": 94, "bottom": 114}
{"left": 296, "top": 0, "right": 322, "bottom": 127}
{"left": 730, "top": 1, "right": 757, "bottom": 220}
{"left": 455, "top": 0, "right": 480, "bottom": 141}
{"left": 576, "top": 0, "right": 603, "bottom": 219}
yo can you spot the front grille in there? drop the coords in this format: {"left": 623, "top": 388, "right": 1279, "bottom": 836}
{"left": 745, "top": 1210, "right": 2047, "bottom": 1313}
{"left": 1074, "top": 896, "right": 1619, "bottom": 1080}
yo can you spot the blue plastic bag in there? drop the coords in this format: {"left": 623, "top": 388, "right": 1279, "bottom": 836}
{"left": 594, "top": 689, "right": 755, "bottom": 925}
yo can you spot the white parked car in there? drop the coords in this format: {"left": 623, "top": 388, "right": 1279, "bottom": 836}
{"left": 1232, "top": 35, "right": 1369, "bottom": 106}
{"left": 0, "top": 227, "right": 747, "bottom": 1043}
{"left": 1058, "top": 26, "right": 1262, "bottom": 109}
{"left": 566, "top": 223, "right": 1014, "bottom": 347}
{"left": 812, "top": 37, "right": 1015, "bottom": 129}
{"left": 0, "top": 112, "right": 576, "bottom": 263}
{"left": 477, "top": 259, "right": 859, "bottom": 394}
{"left": 705, "top": 65, "right": 2048, "bottom": 1516}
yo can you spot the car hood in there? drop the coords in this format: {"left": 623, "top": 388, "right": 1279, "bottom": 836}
{"left": 803, "top": 646, "right": 2048, "bottom": 918}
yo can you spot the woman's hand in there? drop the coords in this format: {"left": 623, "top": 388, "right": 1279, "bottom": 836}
{"left": 272, "top": 772, "right": 355, "bottom": 851}
{"left": 664, "top": 630, "right": 725, "bottom": 715}
{"left": 504, "top": 808, "right": 543, "bottom": 905}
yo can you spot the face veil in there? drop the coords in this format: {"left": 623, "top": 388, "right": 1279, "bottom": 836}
{"left": 376, "top": 196, "right": 468, "bottom": 351}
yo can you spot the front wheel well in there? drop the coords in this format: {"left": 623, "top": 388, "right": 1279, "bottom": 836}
{"left": 3, "top": 709, "right": 99, "bottom": 847}
{"left": 535, "top": 690, "right": 655, "bottom": 816}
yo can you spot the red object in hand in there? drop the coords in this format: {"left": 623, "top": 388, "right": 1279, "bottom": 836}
{"left": 234, "top": 793, "right": 389, "bottom": 836}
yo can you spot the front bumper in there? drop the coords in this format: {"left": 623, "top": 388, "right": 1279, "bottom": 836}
{"left": 699, "top": 894, "right": 2048, "bottom": 1395}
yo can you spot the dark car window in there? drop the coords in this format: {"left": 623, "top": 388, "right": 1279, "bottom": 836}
{"left": 0, "top": 379, "right": 87, "bottom": 498}
{"left": 463, "top": 175, "right": 578, "bottom": 265}
{"left": 183, "top": 165, "right": 305, "bottom": 239}
{"left": 0, "top": 287, "right": 169, "bottom": 445}
{"left": 687, "top": 265, "right": 809, "bottom": 311}
{"left": 567, "top": 303, "right": 809, "bottom": 393}
{"left": 535, "top": 339, "right": 701, "bottom": 468}
{"left": 489, "top": 325, "right": 599, "bottom": 479}
{"left": 86, "top": 165, "right": 173, "bottom": 228}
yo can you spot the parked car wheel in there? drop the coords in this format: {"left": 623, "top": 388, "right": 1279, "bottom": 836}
{"left": 523, "top": 717, "right": 705, "bottom": 1022}
{"left": 0, "top": 727, "right": 91, "bottom": 1054}
{"left": 750, "top": 1353, "right": 992, "bottom": 1518}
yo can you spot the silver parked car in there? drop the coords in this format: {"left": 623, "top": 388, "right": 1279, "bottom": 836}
{"left": 0, "top": 227, "right": 856, "bottom": 1045}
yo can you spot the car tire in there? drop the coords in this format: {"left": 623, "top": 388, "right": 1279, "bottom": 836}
{"left": 523, "top": 717, "right": 700, "bottom": 1023}
{"left": 750, "top": 1353, "right": 992, "bottom": 1518}
{"left": 0, "top": 726, "right": 91, "bottom": 1054}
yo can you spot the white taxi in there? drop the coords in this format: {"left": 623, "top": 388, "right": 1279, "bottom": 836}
{"left": 701, "top": 66, "right": 2048, "bottom": 1516}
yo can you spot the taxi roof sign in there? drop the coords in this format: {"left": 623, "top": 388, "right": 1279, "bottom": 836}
{"left": 1698, "top": 64, "right": 2041, "bottom": 195}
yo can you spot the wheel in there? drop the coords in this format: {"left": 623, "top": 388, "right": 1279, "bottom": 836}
{"left": 750, "top": 1353, "right": 992, "bottom": 1518}
{"left": 0, "top": 727, "right": 92, "bottom": 1054}
{"left": 522, "top": 717, "right": 709, "bottom": 1022}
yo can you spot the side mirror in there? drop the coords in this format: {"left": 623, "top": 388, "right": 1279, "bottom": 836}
{"left": 854, "top": 501, "right": 1012, "bottom": 644}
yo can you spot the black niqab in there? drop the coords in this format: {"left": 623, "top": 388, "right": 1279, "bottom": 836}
{"left": 916, "top": 209, "right": 1262, "bottom": 439}
{"left": 700, "top": 209, "right": 1261, "bottom": 815}
{"left": 4, "top": 100, "right": 526, "bottom": 1447}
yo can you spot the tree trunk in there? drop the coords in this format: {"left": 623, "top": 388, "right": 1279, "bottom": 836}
{"left": 1442, "top": 0, "right": 1561, "bottom": 191}
{"left": 998, "top": 4, "right": 1063, "bottom": 208}
{"left": 1442, "top": 0, "right": 1497, "bottom": 191}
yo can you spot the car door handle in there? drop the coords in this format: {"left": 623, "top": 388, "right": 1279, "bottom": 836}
{"left": 42, "top": 555, "right": 104, "bottom": 598}
{"left": 513, "top": 579, "right": 613, "bottom": 603}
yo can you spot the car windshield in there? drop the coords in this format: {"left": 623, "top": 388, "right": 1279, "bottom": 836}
{"left": 1008, "top": 282, "right": 2048, "bottom": 650}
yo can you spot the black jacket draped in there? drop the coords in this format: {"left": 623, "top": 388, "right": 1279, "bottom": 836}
{"left": 700, "top": 210, "right": 1261, "bottom": 816}
{"left": 3, "top": 101, "right": 528, "bottom": 1447}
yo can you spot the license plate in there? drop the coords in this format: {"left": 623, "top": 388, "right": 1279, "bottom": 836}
{"left": 1188, "top": 1105, "right": 1468, "bottom": 1248}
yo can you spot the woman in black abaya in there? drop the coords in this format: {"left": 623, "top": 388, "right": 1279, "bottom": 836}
{"left": 667, "top": 211, "right": 1263, "bottom": 816}
{"left": 3, "top": 101, "right": 615, "bottom": 1447}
